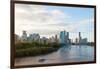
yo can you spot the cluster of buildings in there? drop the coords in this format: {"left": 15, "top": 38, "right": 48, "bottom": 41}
{"left": 76, "top": 32, "right": 88, "bottom": 45}
{"left": 15, "top": 30, "right": 88, "bottom": 45}
{"left": 59, "top": 31, "right": 88, "bottom": 45}
{"left": 15, "top": 31, "right": 59, "bottom": 44}
{"left": 60, "top": 31, "right": 71, "bottom": 45}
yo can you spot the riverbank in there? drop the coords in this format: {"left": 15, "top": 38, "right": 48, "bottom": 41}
{"left": 15, "top": 45, "right": 94, "bottom": 66}
{"left": 15, "top": 42, "right": 60, "bottom": 57}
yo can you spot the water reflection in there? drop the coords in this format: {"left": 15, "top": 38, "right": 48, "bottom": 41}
{"left": 15, "top": 45, "right": 94, "bottom": 66}
{"left": 58, "top": 45, "right": 71, "bottom": 61}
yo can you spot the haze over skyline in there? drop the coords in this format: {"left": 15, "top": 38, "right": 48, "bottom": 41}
{"left": 15, "top": 4, "right": 94, "bottom": 42}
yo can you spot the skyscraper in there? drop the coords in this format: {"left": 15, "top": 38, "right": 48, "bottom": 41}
{"left": 66, "top": 32, "right": 69, "bottom": 43}
{"left": 60, "top": 31, "right": 69, "bottom": 45}
{"left": 60, "top": 31, "right": 66, "bottom": 44}
{"left": 28, "top": 33, "right": 40, "bottom": 42}
{"left": 79, "top": 32, "right": 82, "bottom": 44}
{"left": 55, "top": 34, "right": 59, "bottom": 43}
{"left": 67, "top": 32, "right": 69, "bottom": 39}
{"left": 78, "top": 32, "right": 88, "bottom": 45}
{"left": 75, "top": 38, "right": 78, "bottom": 44}
{"left": 21, "top": 31, "right": 27, "bottom": 41}
{"left": 81, "top": 38, "right": 87, "bottom": 44}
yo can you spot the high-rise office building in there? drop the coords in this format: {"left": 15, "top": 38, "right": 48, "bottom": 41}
{"left": 21, "top": 31, "right": 27, "bottom": 41}
{"left": 80, "top": 38, "right": 87, "bottom": 44}
{"left": 67, "top": 32, "right": 69, "bottom": 39}
{"left": 60, "top": 30, "right": 66, "bottom": 44}
{"left": 66, "top": 32, "right": 69, "bottom": 43}
{"left": 55, "top": 34, "right": 59, "bottom": 43}
{"left": 79, "top": 32, "right": 82, "bottom": 44}
{"left": 28, "top": 33, "right": 40, "bottom": 42}
{"left": 78, "top": 32, "right": 88, "bottom": 45}
{"left": 60, "top": 31, "right": 69, "bottom": 44}
{"left": 75, "top": 38, "right": 78, "bottom": 44}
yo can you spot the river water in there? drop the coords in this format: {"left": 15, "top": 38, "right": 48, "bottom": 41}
{"left": 15, "top": 45, "right": 94, "bottom": 66}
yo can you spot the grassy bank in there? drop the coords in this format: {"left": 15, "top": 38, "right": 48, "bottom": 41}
{"left": 15, "top": 41, "right": 60, "bottom": 57}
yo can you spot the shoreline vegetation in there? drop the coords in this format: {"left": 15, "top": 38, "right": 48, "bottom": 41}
{"left": 15, "top": 41, "right": 94, "bottom": 58}
{"left": 15, "top": 41, "right": 61, "bottom": 58}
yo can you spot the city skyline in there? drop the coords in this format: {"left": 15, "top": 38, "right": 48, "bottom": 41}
{"left": 15, "top": 4, "right": 94, "bottom": 42}
{"left": 15, "top": 30, "right": 94, "bottom": 43}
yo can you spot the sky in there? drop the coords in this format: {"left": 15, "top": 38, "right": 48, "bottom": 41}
{"left": 15, "top": 3, "right": 94, "bottom": 42}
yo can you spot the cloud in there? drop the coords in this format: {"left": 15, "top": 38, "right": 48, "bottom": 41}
{"left": 51, "top": 10, "right": 63, "bottom": 15}
{"left": 69, "top": 18, "right": 94, "bottom": 31}
{"left": 15, "top": 3, "right": 94, "bottom": 42}
{"left": 15, "top": 4, "right": 71, "bottom": 36}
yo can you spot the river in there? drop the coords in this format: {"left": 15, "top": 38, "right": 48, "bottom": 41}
{"left": 15, "top": 45, "right": 94, "bottom": 66}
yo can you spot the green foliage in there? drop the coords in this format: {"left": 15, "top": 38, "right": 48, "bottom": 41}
{"left": 15, "top": 41, "right": 60, "bottom": 57}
